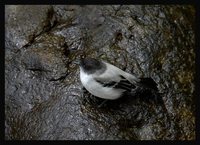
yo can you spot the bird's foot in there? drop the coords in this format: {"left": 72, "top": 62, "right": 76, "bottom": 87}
{"left": 97, "top": 100, "right": 108, "bottom": 108}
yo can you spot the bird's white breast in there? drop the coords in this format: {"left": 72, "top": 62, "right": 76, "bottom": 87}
{"left": 80, "top": 68, "right": 123, "bottom": 100}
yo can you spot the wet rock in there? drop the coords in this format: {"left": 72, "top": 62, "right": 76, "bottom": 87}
{"left": 5, "top": 5, "right": 55, "bottom": 48}
{"left": 5, "top": 5, "right": 195, "bottom": 140}
{"left": 21, "top": 33, "right": 68, "bottom": 81}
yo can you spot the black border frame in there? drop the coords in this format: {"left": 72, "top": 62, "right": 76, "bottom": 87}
{"left": 1, "top": 1, "right": 199, "bottom": 144}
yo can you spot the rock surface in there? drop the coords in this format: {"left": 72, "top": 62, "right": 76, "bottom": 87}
{"left": 5, "top": 5, "right": 195, "bottom": 140}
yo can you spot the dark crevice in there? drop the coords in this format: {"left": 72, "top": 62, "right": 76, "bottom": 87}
{"left": 113, "top": 5, "right": 122, "bottom": 15}
{"left": 114, "top": 31, "right": 123, "bottom": 43}
{"left": 62, "top": 43, "right": 70, "bottom": 57}
{"left": 49, "top": 73, "right": 69, "bottom": 82}
{"left": 43, "top": 7, "right": 58, "bottom": 33}
{"left": 22, "top": 6, "right": 58, "bottom": 48}
{"left": 26, "top": 68, "right": 51, "bottom": 73}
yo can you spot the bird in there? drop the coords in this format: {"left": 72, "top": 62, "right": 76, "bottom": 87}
{"left": 77, "top": 57, "right": 159, "bottom": 103}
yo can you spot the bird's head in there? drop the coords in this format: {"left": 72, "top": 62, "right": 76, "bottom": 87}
{"left": 79, "top": 57, "right": 106, "bottom": 74}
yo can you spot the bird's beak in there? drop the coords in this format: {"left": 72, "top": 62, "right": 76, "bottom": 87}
{"left": 72, "top": 59, "right": 80, "bottom": 65}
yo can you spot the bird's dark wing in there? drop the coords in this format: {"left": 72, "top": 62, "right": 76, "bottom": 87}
{"left": 95, "top": 75, "right": 136, "bottom": 92}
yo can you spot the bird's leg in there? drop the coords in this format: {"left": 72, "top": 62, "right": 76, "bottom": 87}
{"left": 97, "top": 99, "right": 108, "bottom": 108}
{"left": 82, "top": 87, "right": 90, "bottom": 103}
{"left": 82, "top": 87, "right": 88, "bottom": 94}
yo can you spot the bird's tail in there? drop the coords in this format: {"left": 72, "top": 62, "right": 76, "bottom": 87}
{"left": 138, "top": 77, "right": 158, "bottom": 91}
{"left": 131, "top": 77, "right": 163, "bottom": 104}
{"left": 123, "top": 77, "right": 163, "bottom": 104}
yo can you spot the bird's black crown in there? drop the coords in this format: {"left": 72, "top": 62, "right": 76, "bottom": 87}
{"left": 80, "top": 57, "right": 106, "bottom": 74}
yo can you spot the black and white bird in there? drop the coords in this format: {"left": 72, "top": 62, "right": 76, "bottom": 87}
{"left": 78, "top": 57, "right": 158, "bottom": 101}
